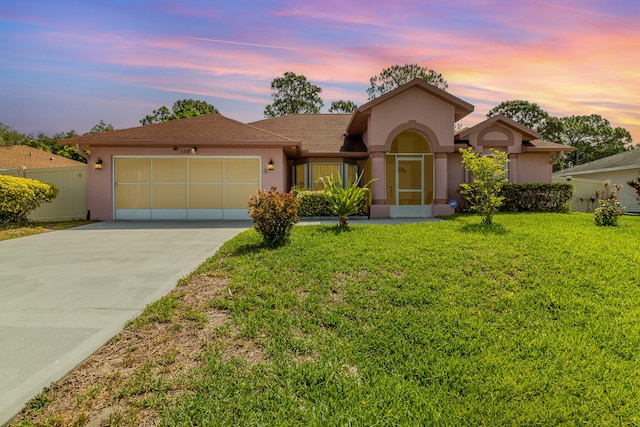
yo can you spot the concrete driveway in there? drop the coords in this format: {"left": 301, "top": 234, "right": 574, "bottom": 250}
{"left": 0, "top": 220, "right": 250, "bottom": 424}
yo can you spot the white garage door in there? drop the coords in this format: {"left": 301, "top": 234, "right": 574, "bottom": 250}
{"left": 114, "top": 157, "right": 261, "bottom": 220}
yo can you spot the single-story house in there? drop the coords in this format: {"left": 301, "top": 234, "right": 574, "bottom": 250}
{"left": 554, "top": 149, "right": 640, "bottom": 213}
{"left": 67, "top": 78, "right": 573, "bottom": 221}
{"left": 0, "top": 145, "right": 88, "bottom": 221}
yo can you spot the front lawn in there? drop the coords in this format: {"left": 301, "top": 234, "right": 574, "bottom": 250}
{"left": 15, "top": 213, "right": 640, "bottom": 426}
{"left": 178, "top": 213, "right": 640, "bottom": 425}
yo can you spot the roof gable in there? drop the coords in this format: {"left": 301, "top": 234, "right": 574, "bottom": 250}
{"left": 66, "top": 114, "right": 296, "bottom": 147}
{"left": 347, "top": 78, "right": 474, "bottom": 135}
{"left": 0, "top": 145, "right": 86, "bottom": 169}
{"left": 456, "top": 114, "right": 540, "bottom": 141}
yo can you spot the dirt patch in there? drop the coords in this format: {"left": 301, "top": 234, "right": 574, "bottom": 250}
{"left": 9, "top": 273, "right": 265, "bottom": 426}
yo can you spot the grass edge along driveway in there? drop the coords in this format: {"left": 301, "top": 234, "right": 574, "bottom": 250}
{"left": 12, "top": 213, "right": 640, "bottom": 426}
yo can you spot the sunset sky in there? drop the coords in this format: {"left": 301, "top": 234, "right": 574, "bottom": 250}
{"left": 1, "top": 0, "right": 639, "bottom": 144}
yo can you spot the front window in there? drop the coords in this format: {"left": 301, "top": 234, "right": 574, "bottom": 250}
{"left": 293, "top": 164, "right": 307, "bottom": 189}
{"left": 390, "top": 131, "right": 431, "bottom": 153}
{"left": 312, "top": 163, "right": 342, "bottom": 190}
{"left": 293, "top": 163, "right": 359, "bottom": 190}
{"left": 346, "top": 164, "right": 358, "bottom": 184}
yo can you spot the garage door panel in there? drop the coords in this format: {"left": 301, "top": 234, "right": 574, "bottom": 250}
{"left": 188, "top": 184, "right": 222, "bottom": 209}
{"left": 116, "top": 183, "right": 151, "bottom": 208}
{"left": 224, "top": 158, "right": 260, "bottom": 183}
{"left": 223, "top": 209, "right": 252, "bottom": 220}
{"left": 153, "top": 184, "right": 187, "bottom": 209}
{"left": 224, "top": 183, "right": 257, "bottom": 209}
{"left": 190, "top": 158, "right": 222, "bottom": 182}
{"left": 187, "top": 209, "right": 223, "bottom": 220}
{"left": 153, "top": 158, "right": 187, "bottom": 183}
{"left": 115, "top": 209, "right": 151, "bottom": 220}
{"left": 151, "top": 209, "right": 188, "bottom": 220}
{"left": 115, "top": 158, "right": 150, "bottom": 183}
{"left": 115, "top": 157, "right": 258, "bottom": 220}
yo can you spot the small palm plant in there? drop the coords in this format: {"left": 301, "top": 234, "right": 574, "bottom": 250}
{"left": 320, "top": 172, "right": 376, "bottom": 227}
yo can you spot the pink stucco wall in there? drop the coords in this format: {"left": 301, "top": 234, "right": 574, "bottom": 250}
{"left": 364, "top": 88, "right": 458, "bottom": 218}
{"left": 362, "top": 95, "right": 559, "bottom": 218}
{"left": 515, "top": 153, "right": 554, "bottom": 183}
{"left": 465, "top": 124, "right": 554, "bottom": 184}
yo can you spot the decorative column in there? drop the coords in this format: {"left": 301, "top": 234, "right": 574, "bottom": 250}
{"left": 432, "top": 152, "right": 450, "bottom": 216}
{"left": 508, "top": 154, "right": 517, "bottom": 181}
{"left": 369, "top": 151, "right": 390, "bottom": 218}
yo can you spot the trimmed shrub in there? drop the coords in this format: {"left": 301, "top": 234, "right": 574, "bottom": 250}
{"left": 0, "top": 175, "right": 59, "bottom": 223}
{"left": 248, "top": 187, "right": 299, "bottom": 248}
{"left": 297, "top": 190, "right": 333, "bottom": 217}
{"left": 296, "top": 189, "right": 367, "bottom": 218}
{"left": 499, "top": 183, "right": 574, "bottom": 213}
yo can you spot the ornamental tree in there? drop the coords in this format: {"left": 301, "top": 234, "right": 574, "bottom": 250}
{"left": 458, "top": 148, "right": 509, "bottom": 225}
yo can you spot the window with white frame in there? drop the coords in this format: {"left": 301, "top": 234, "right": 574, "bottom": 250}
{"left": 293, "top": 163, "right": 359, "bottom": 190}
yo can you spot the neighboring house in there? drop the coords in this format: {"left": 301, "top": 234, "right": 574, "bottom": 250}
{"left": 554, "top": 149, "right": 640, "bottom": 214}
{"left": 66, "top": 79, "right": 573, "bottom": 221}
{"left": 0, "top": 145, "right": 88, "bottom": 221}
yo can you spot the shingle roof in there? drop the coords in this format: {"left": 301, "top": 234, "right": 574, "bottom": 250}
{"left": 66, "top": 114, "right": 296, "bottom": 147}
{"left": 0, "top": 145, "right": 86, "bottom": 169}
{"left": 554, "top": 148, "right": 640, "bottom": 175}
{"left": 250, "top": 114, "right": 355, "bottom": 154}
{"left": 524, "top": 140, "right": 575, "bottom": 152}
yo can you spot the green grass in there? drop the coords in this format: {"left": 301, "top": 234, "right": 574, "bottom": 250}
{"left": 151, "top": 213, "right": 640, "bottom": 426}
{"left": 0, "top": 220, "right": 94, "bottom": 241}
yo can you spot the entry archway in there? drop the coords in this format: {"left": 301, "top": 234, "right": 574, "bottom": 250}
{"left": 385, "top": 131, "right": 434, "bottom": 217}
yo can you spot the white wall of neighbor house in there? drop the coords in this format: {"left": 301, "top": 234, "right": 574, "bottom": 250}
{"left": 0, "top": 166, "right": 88, "bottom": 221}
{"left": 553, "top": 170, "right": 640, "bottom": 213}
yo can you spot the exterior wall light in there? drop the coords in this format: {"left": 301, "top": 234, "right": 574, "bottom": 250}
{"left": 94, "top": 159, "right": 103, "bottom": 170}
{"left": 266, "top": 159, "right": 275, "bottom": 170}
{"left": 191, "top": 147, "right": 197, "bottom": 154}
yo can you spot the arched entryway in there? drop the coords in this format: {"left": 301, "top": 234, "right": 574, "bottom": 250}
{"left": 385, "top": 131, "right": 434, "bottom": 217}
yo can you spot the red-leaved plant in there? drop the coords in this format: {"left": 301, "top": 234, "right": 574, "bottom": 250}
{"left": 628, "top": 177, "right": 640, "bottom": 202}
{"left": 248, "top": 187, "right": 300, "bottom": 247}
{"left": 594, "top": 181, "right": 625, "bottom": 226}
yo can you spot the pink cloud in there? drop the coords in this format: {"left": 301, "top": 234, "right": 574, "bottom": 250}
{"left": 10, "top": 1, "right": 639, "bottom": 142}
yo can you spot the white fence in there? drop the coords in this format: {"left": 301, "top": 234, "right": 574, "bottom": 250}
{"left": 0, "top": 166, "right": 88, "bottom": 221}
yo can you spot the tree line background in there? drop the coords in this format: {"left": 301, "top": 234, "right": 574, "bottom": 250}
{"left": 0, "top": 64, "right": 634, "bottom": 170}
